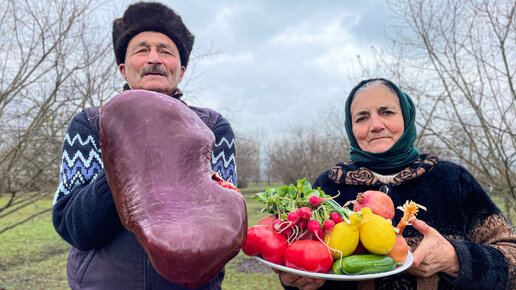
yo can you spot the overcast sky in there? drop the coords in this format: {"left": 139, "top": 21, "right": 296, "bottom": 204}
{"left": 111, "top": 1, "right": 396, "bottom": 139}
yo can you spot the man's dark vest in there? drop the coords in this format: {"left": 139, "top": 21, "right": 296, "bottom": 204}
{"left": 68, "top": 105, "right": 225, "bottom": 289}
{"left": 84, "top": 105, "right": 220, "bottom": 135}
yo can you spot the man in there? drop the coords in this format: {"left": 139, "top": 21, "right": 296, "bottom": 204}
{"left": 52, "top": 2, "right": 237, "bottom": 289}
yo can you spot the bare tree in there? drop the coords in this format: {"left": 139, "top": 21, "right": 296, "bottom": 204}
{"left": 0, "top": 0, "right": 118, "bottom": 234}
{"left": 235, "top": 133, "right": 261, "bottom": 189}
{"left": 353, "top": 0, "right": 515, "bottom": 219}
{"left": 266, "top": 119, "right": 350, "bottom": 185}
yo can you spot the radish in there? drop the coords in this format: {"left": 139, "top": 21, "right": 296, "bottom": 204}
{"left": 329, "top": 212, "right": 344, "bottom": 224}
{"left": 282, "top": 227, "right": 294, "bottom": 239}
{"left": 323, "top": 220, "right": 335, "bottom": 233}
{"left": 307, "top": 219, "right": 326, "bottom": 241}
{"left": 307, "top": 219, "right": 322, "bottom": 235}
{"left": 272, "top": 219, "right": 283, "bottom": 232}
{"left": 297, "top": 207, "right": 312, "bottom": 220}
{"left": 284, "top": 240, "right": 333, "bottom": 273}
{"left": 309, "top": 192, "right": 340, "bottom": 208}
{"left": 309, "top": 195, "right": 329, "bottom": 207}
{"left": 287, "top": 211, "right": 300, "bottom": 224}
{"left": 242, "top": 226, "right": 288, "bottom": 265}
{"left": 257, "top": 215, "right": 277, "bottom": 227}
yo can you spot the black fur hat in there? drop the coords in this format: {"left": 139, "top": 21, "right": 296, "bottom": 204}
{"left": 112, "top": 2, "right": 195, "bottom": 68}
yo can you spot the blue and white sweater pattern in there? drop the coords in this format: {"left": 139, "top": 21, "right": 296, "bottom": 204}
{"left": 54, "top": 111, "right": 237, "bottom": 204}
{"left": 52, "top": 109, "right": 237, "bottom": 250}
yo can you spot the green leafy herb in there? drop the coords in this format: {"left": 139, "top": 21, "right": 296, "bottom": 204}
{"left": 252, "top": 178, "right": 354, "bottom": 226}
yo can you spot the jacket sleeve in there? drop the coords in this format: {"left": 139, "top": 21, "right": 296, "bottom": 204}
{"left": 211, "top": 115, "right": 237, "bottom": 185}
{"left": 441, "top": 166, "right": 516, "bottom": 290}
{"left": 52, "top": 112, "right": 122, "bottom": 250}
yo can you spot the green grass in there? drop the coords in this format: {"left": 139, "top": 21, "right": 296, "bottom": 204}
{"left": 491, "top": 196, "right": 515, "bottom": 225}
{"left": 240, "top": 181, "right": 282, "bottom": 193}
{"left": 0, "top": 195, "right": 282, "bottom": 290}
{"left": 222, "top": 194, "right": 282, "bottom": 289}
{"left": 0, "top": 199, "right": 70, "bottom": 289}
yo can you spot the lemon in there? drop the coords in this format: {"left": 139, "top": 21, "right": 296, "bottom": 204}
{"left": 359, "top": 207, "right": 396, "bottom": 254}
{"left": 324, "top": 213, "right": 361, "bottom": 259}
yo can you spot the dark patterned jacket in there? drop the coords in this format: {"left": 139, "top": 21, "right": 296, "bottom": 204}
{"left": 296, "top": 154, "right": 516, "bottom": 290}
{"left": 52, "top": 101, "right": 237, "bottom": 289}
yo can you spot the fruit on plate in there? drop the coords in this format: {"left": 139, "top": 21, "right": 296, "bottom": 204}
{"left": 337, "top": 254, "right": 396, "bottom": 275}
{"left": 387, "top": 201, "right": 426, "bottom": 263}
{"left": 323, "top": 213, "right": 361, "bottom": 259}
{"left": 359, "top": 207, "right": 395, "bottom": 254}
{"left": 352, "top": 190, "right": 395, "bottom": 220}
{"left": 242, "top": 226, "right": 288, "bottom": 265}
{"left": 284, "top": 240, "right": 333, "bottom": 273}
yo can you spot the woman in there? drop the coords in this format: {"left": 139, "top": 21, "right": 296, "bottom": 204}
{"left": 280, "top": 78, "right": 516, "bottom": 289}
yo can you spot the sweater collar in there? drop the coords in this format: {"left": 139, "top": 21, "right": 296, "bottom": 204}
{"left": 329, "top": 154, "right": 438, "bottom": 187}
{"left": 122, "top": 84, "right": 183, "bottom": 99}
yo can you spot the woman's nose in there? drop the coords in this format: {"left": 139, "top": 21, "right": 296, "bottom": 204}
{"left": 369, "top": 114, "right": 385, "bottom": 131}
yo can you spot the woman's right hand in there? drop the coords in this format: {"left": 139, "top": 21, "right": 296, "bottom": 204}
{"left": 280, "top": 272, "right": 325, "bottom": 289}
{"left": 407, "top": 219, "right": 459, "bottom": 277}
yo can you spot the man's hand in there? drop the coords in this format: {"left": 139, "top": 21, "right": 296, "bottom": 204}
{"left": 407, "top": 219, "right": 459, "bottom": 278}
{"left": 280, "top": 272, "right": 325, "bottom": 290}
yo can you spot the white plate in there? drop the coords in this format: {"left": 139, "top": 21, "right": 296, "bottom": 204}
{"left": 255, "top": 251, "right": 413, "bottom": 281}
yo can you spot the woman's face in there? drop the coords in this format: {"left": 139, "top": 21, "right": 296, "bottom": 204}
{"left": 350, "top": 85, "right": 404, "bottom": 153}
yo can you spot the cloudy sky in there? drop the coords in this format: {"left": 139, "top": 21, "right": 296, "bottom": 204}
{"left": 112, "top": 1, "right": 396, "bottom": 139}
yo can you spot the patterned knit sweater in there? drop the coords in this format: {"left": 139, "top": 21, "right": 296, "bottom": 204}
{"left": 292, "top": 154, "right": 516, "bottom": 290}
{"left": 52, "top": 108, "right": 237, "bottom": 250}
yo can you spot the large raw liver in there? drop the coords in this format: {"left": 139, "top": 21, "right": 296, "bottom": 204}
{"left": 100, "top": 90, "right": 247, "bottom": 288}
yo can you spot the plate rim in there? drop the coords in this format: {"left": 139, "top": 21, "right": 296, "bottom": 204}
{"left": 255, "top": 251, "right": 413, "bottom": 281}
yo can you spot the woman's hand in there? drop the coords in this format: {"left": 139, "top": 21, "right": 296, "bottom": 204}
{"left": 280, "top": 272, "right": 325, "bottom": 290}
{"left": 407, "top": 219, "right": 459, "bottom": 277}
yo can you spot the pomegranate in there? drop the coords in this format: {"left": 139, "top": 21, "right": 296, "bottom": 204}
{"left": 352, "top": 190, "right": 395, "bottom": 220}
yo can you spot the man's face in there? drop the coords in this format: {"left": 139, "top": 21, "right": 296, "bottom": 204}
{"left": 119, "top": 31, "right": 185, "bottom": 95}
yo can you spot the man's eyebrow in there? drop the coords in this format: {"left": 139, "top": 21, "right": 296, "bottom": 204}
{"left": 156, "top": 43, "right": 173, "bottom": 49}
{"left": 134, "top": 41, "right": 149, "bottom": 47}
{"left": 133, "top": 41, "right": 175, "bottom": 50}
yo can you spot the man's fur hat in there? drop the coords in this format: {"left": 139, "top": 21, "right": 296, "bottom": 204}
{"left": 112, "top": 2, "right": 195, "bottom": 68}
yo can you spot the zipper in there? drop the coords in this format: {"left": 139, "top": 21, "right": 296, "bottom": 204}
{"left": 144, "top": 249, "right": 152, "bottom": 289}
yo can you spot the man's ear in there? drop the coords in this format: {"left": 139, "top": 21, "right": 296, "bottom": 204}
{"left": 119, "top": 63, "right": 128, "bottom": 81}
{"left": 177, "top": 66, "right": 185, "bottom": 83}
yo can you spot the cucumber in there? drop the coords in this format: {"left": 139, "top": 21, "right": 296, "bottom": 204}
{"left": 340, "top": 254, "right": 396, "bottom": 275}
{"left": 331, "top": 259, "right": 343, "bottom": 275}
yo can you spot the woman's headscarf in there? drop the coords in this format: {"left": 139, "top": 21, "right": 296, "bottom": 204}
{"left": 344, "top": 78, "right": 419, "bottom": 172}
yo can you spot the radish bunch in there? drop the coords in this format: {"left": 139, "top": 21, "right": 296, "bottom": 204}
{"left": 243, "top": 179, "right": 360, "bottom": 272}
{"left": 252, "top": 179, "right": 355, "bottom": 244}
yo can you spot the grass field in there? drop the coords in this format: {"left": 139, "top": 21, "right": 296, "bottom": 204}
{"left": 0, "top": 192, "right": 282, "bottom": 290}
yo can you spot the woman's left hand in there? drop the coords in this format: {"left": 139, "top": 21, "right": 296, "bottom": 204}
{"left": 279, "top": 272, "right": 325, "bottom": 289}
{"left": 407, "top": 219, "right": 459, "bottom": 278}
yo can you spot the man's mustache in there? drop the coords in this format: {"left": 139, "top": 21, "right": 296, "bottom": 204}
{"left": 140, "top": 65, "right": 168, "bottom": 77}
